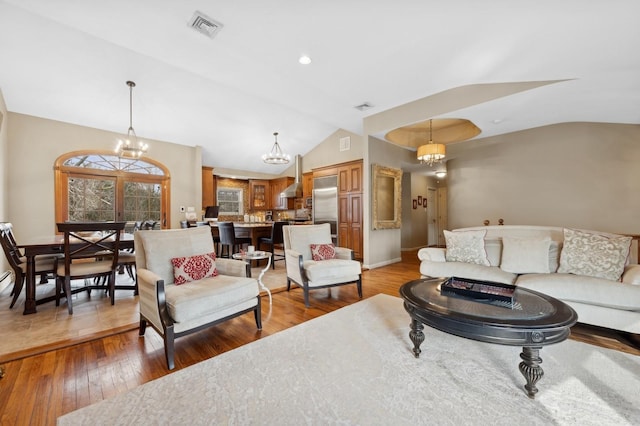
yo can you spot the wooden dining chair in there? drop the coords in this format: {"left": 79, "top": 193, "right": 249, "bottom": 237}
{"left": 0, "top": 222, "right": 58, "bottom": 308}
{"left": 55, "top": 221, "right": 126, "bottom": 314}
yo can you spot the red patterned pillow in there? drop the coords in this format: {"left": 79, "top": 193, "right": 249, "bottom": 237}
{"left": 171, "top": 252, "right": 218, "bottom": 285}
{"left": 310, "top": 243, "right": 336, "bottom": 261}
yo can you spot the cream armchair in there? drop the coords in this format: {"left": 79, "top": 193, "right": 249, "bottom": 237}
{"left": 134, "top": 226, "right": 261, "bottom": 370}
{"left": 283, "top": 223, "right": 362, "bottom": 307}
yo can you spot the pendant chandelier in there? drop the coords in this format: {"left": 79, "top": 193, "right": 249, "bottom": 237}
{"left": 115, "top": 81, "right": 148, "bottom": 158}
{"left": 417, "top": 119, "right": 445, "bottom": 166}
{"left": 262, "top": 132, "right": 290, "bottom": 164}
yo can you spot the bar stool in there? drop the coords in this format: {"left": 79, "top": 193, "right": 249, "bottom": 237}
{"left": 217, "top": 222, "right": 252, "bottom": 258}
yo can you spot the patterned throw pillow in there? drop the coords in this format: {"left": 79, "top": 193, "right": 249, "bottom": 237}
{"left": 444, "top": 230, "right": 490, "bottom": 266}
{"left": 171, "top": 252, "right": 218, "bottom": 285}
{"left": 310, "top": 243, "right": 336, "bottom": 261}
{"left": 557, "top": 228, "right": 631, "bottom": 281}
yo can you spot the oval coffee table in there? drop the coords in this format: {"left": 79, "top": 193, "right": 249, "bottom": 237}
{"left": 399, "top": 278, "right": 578, "bottom": 398}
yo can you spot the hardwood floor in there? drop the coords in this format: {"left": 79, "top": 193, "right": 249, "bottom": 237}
{"left": 0, "top": 251, "right": 638, "bottom": 425}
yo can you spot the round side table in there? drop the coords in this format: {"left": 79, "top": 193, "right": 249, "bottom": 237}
{"left": 232, "top": 251, "right": 272, "bottom": 305}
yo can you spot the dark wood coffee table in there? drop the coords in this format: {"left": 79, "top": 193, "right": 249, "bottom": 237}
{"left": 399, "top": 278, "right": 578, "bottom": 398}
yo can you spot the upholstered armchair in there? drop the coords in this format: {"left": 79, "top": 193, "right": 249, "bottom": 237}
{"left": 283, "top": 223, "right": 362, "bottom": 307}
{"left": 134, "top": 226, "right": 262, "bottom": 370}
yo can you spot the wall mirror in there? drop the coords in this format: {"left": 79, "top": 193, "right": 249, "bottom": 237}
{"left": 372, "top": 164, "right": 402, "bottom": 230}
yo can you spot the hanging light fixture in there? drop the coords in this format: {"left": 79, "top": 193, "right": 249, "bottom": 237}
{"left": 262, "top": 132, "right": 290, "bottom": 164}
{"left": 115, "top": 81, "right": 148, "bottom": 158}
{"left": 417, "top": 119, "right": 445, "bottom": 166}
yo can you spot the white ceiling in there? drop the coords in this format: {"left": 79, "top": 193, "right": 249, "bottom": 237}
{"left": 1, "top": 0, "right": 639, "bottom": 175}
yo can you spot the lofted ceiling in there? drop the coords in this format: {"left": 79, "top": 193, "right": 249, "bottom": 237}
{"left": 1, "top": 0, "right": 639, "bottom": 176}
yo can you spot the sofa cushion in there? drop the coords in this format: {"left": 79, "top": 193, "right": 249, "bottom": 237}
{"left": 310, "top": 243, "right": 336, "bottom": 261}
{"left": 516, "top": 273, "right": 640, "bottom": 311}
{"left": 171, "top": 252, "right": 218, "bottom": 285}
{"left": 164, "top": 275, "right": 258, "bottom": 323}
{"left": 500, "top": 236, "right": 551, "bottom": 274}
{"left": 420, "top": 260, "right": 517, "bottom": 285}
{"left": 444, "top": 230, "right": 490, "bottom": 266}
{"left": 303, "top": 258, "right": 361, "bottom": 286}
{"left": 557, "top": 228, "right": 631, "bottom": 281}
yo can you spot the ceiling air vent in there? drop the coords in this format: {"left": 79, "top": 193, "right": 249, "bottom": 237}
{"left": 354, "top": 102, "right": 374, "bottom": 111}
{"left": 188, "top": 11, "right": 223, "bottom": 39}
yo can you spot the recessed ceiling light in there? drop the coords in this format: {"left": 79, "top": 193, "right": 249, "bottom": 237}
{"left": 298, "top": 55, "right": 312, "bottom": 65}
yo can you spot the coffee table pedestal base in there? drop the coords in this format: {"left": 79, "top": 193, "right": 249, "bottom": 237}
{"left": 519, "top": 346, "right": 544, "bottom": 399}
{"left": 409, "top": 318, "right": 425, "bottom": 358}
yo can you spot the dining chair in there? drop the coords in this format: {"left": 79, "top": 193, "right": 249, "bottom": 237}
{"left": 0, "top": 222, "right": 58, "bottom": 308}
{"left": 258, "top": 221, "right": 287, "bottom": 269}
{"left": 55, "top": 221, "right": 126, "bottom": 314}
{"left": 217, "top": 222, "right": 252, "bottom": 258}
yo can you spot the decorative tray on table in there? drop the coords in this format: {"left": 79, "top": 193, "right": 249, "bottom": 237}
{"left": 440, "top": 276, "right": 516, "bottom": 303}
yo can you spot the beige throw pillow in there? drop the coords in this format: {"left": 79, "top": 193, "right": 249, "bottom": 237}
{"left": 500, "top": 236, "right": 551, "bottom": 274}
{"left": 557, "top": 228, "right": 631, "bottom": 281}
{"left": 444, "top": 230, "right": 490, "bottom": 266}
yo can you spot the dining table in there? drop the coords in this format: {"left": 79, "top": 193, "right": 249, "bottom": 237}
{"left": 17, "top": 233, "right": 134, "bottom": 315}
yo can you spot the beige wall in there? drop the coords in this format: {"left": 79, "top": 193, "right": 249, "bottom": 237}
{"left": 446, "top": 122, "right": 640, "bottom": 234}
{"left": 0, "top": 90, "right": 8, "bottom": 274}
{"left": 401, "top": 173, "right": 431, "bottom": 250}
{"left": 294, "top": 129, "right": 363, "bottom": 174}
{"left": 6, "top": 113, "right": 202, "bottom": 241}
{"left": 365, "top": 136, "right": 415, "bottom": 268}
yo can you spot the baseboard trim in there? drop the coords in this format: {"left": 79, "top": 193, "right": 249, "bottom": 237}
{"left": 363, "top": 257, "right": 402, "bottom": 270}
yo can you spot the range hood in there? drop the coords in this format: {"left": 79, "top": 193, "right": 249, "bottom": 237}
{"left": 281, "top": 154, "right": 303, "bottom": 198}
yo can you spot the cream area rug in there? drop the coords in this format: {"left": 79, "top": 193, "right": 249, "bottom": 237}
{"left": 58, "top": 294, "right": 640, "bottom": 425}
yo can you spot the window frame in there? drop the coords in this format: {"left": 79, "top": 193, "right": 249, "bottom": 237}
{"left": 216, "top": 187, "right": 244, "bottom": 216}
{"left": 54, "top": 150, "right": 171, "bottom": 228}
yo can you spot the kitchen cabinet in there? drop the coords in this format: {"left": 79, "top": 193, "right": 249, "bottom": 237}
{"left": 202, "top": 166, "right": 215, "bottom": 208}
{"left": 338, "top": 192, "right": 362, "bottom": 260}
{"left": 270, "top": 177, "right": 294, "bottom": 210}
{"left": 313, "top": 160, "right": 362, "bottom": 260}
{"left": 249, "top": 180, "right": 271, "bottom": 210}
{"left": 338, "top": 161, "right": 362, "bottom": 194}
{"left": 302, "top": 172, "right": 313, "bottom": 199}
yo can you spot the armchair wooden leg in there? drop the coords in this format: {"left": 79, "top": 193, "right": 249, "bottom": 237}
{"left": 303, "top": 287, "right": 310, "bottom": 308}
{"left": 139, "top": 318, "right": 147, "bottom": 336}
{"left": 164, "top": 326, "right": 175, "bottom": 370}
{"left": 254, "top": 296, "right": 262, "bottom": 330}
{"left": 357, "top": 276, "right": 363, "bottom": 299}
{"left": 286, "top": 278, "right": 292, "bottom": 291}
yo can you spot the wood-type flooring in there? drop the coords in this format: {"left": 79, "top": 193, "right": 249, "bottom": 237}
{"left": 0, "top": 251, "right": 638, "bottom": 425}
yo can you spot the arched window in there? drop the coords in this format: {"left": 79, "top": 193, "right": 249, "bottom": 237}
{"left": 55, "top": 151, "right": 171, "bottom": 228}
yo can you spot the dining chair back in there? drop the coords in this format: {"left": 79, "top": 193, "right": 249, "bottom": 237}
{"left": 0, "top": 222, "right": 57, "bottom": 308}
{"left": 217, "top": 222, "right": 252, "bottom": 258}
{"left": 258, "top": 221, "right": 287, "bottom": 269}
{"left": 55, "top": 221, "right": 126, "bottom": 314}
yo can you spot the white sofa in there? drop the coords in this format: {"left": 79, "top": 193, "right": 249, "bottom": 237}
{"left": 418, "top": 225, "right": 640, "bottom": 335}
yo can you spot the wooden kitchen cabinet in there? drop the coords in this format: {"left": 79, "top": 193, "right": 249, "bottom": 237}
{"left": 302, "top": 172, "right": 313, "bottom": 199}
{"left": 202, "top": 166, "right": 215, "bottom": 207}
{"left": 250, "top": 180, "right": 271, "bottom": 210}
{"left": 270, "top": 177, "right": 294, "bottom": 210}
{"left": 338, "top": 192, "right": 362, "bottom": 260}
{"left": 338, "top": 161, "right": 362, "bottom": 194}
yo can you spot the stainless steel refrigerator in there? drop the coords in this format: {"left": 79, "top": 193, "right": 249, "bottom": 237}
{"left": 312, "top": 175, "right": 338, "bottom": 244}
